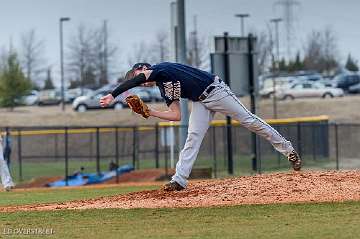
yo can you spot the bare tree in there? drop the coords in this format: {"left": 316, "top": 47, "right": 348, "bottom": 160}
{"left": 149, "top": 30, "right": 169, "bottom": 63}
{"left": 303, "top": 27, "right": 339, "bottom": 75}
{"left": 20, "top": 29, "right": 45, "bottom": 84}
{"left": 92, "top": 21, "right": 118, "bottom": 86}
{"left": 67, "top": 24, "right": 96, "bottom": 88}
{"left": 255, "top": 26, "right": 275, "bottom": 74}
{"left": 322, "top": 27, "right": 339, "bottom": 74}
{"left": 187, "top": 33, "right": 210, "bottom": 70}
{"left": 127, "top": 41, "right": 151, "bottom": 67}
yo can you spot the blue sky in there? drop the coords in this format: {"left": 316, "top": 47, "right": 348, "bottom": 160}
{"left": 0, "top": 0, "right": 359, "bottom": 85}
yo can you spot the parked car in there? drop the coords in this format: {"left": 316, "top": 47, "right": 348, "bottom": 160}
{"left": 275, "top": 82, "right": 344, "bottom": 100}
{"left": 72, "top": 90, "right": 126, "bottom": 112}
{"left": 15, "top": 90, "right": 39, "bottom": 106}
{"left": 296, "top": 73, "right": 323, "bottom": 83}
{"left": 260, "top": 76, "right": 295, "bottom": 98}
{"left": 96, "top": 83, "right": 117, "bottom": 92}
{"left": 96, "top": 84, "right": 152, "bottom": 102}
{"left": 317, "top": 78, "right": 335, "bottom": 88}
{"left": 65, "top": 88, "right": 93, "bottom": 103}
{"left": 348, "top": 83, "right": 360, "bottom": 94}
{"left": 38, "top": 90, "right": 61, "bottom": 105}
{"left": 128, "top": 88, "right": 152, "bottom": 102}
{"left": 137, "top": 86, "right": 163, "bottom": 102}
{"left": 333, "top": 74, "right": 360, "bottom": 92}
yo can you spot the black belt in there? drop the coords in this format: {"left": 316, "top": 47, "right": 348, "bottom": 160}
{"left": 198, "top": 77, "right": 222, "bottom": 101}
{"left": 198, "top": 86, "right": 215, "bottom": 101}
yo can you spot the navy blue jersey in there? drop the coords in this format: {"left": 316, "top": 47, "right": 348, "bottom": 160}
{"left": 147, "top": 62, "right": 215, "bottom": 106}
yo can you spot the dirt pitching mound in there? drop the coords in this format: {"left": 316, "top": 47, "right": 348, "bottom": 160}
{"left": 2, "top": 170, "right": 360, "bottom": 212}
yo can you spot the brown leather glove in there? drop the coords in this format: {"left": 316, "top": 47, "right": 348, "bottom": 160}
{"left": 125, "top": 95, "right": 150, "bottom": 118}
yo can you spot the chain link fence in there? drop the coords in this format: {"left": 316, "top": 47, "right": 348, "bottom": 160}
{"left": 3, "top": 122, "right": 359, "bottom": 183}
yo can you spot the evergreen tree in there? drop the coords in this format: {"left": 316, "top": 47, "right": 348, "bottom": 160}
{"left": 31, "top": 82, "right": 41, "bottom": 91}
{"left": 69, "top": 79, "right": 81, "bottom": 89}
{"left": 0, "top": 52, "right": 31, "bottom": 109}
{"left": 293, "top": 52, "right": 304, "bottom": 71}
{"left": 278, "top": 58, "right": 287, "bottom": 72}
{"left": 43, "top": 67, "right": 55, "bottom": 89}
{"left": 288, "top": 52, "right": 304, "bottom": 72}
{"left": 345, "top": 54, "right": 359, "bottom": 72}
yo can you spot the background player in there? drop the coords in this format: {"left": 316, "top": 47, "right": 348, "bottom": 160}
{"left": 0, "top": 134, "right": 15, "bottom": 191}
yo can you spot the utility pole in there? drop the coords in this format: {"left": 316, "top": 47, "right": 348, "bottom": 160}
{"left": 271, "top": 18, "right": 282, "bottom": 64}
{"left": 270, "top": 18, "right": 282, "bottom": 119}
{"left": 177, "top": 0, "right": 189, "bottom": 148}
{"left": 275, "top": 0, "right": 299, "bottom": 59}
{"left": 193, "top": 15, "right": 199, "bottom": 68}
{"left": 170, "top": 2, "right": 178, "bottom": 62}
{"left": 103, "top": 20, "right": 108, "bottom": 86}
{"left": 247, "top": 34, "right": 258, "bottom": 172}
{"left": 59, "top": 17, "right": 70, "bottom": 111}
{"left": 223, "top": 32, "right": 233, "bottom": 175}
{"left": 234, "top": 13, "right": 250, "bottom": 37}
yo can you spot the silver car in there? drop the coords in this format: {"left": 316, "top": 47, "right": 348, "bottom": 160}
{"left": 276, "top": 82, "right": 344, "bottom": 100}
{"left": 72, "top": 90, "right": 126, "bottom": 112}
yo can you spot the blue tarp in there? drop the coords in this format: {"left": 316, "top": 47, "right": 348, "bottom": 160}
{"left": 47, "top": 164, "right": 134, "bottom": 187}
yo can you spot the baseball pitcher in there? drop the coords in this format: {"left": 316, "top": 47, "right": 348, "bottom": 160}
{"left": 100, "top": 62, "right": 301, "bottom": 191}
{"left": 0, "top": 135, "right": 15, "bottom": 191}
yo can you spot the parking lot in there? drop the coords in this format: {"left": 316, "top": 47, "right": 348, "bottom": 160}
{"left": 1, "top": 94, "right": 360, "bottom": 127}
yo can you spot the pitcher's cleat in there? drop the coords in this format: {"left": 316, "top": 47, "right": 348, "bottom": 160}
{"left": 288, "top": 150, "right": 302, "bottom": 171}
{"left": 163, "top": 181, "right": 185, "bottom": 192}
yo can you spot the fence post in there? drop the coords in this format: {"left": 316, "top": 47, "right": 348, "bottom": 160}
{"left": 55, "top": 134, "right": 59, "bottom": 161}
{"left": 212, "top": 126, "right": 217, "bottom": 178}
{"left": 17, "top": 129, "right": 23, "bottom": 182}
{"left": 96, "top": 127, "right": 100, "bottom": 175}
{"left": 132, "top": 127, "right": 138, "bottom": 169}
{"left": 155, "top": 123, "right": 159, "bottom": 168}
{"left": 257, "top": 136, "right": 262, "bottom": 174}
{"left": 64, "top": 127, "right": 69, "bottom": 186}
{"left": 335, "top": 124, "right": 339, "bottom": 170}
{"left": 115, "top": 126, "right": 119, "bottom": 183}
{"left": 275, "top": 125, "right": 281, "bottom": 168}
{"left": 223, "top": 125, "right": 227, "bottom": 169}
{"left": 297, "top": 123, "right": 302, "bottom": 158}
{"left": 312, "top": 123, "right": 317, "bottom": 161}
{"left": 164, "top": 126, "right": 168, "bottom": 177}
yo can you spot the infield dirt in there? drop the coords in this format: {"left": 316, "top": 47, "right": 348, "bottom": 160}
{"left": 1, "top": 170, "right": 360, "bottom": 212}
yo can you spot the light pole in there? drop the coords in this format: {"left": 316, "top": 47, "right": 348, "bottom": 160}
{"left": 59, "top": 17, "right": 70, "bottom": 111}
{"left": 176, "top": 0, "right": 189, "bottom": 149}
{"left": 234, "top": 13, "right": 250, "bottom": 37}
{"left": 270, "top": 18, "right": 282, "bottom": 119}
{"left": 270, "top": 18, "right": 282, "bottom": 63}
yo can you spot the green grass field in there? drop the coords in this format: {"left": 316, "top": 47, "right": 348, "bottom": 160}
{"left": 0, "top": 185, "right": 359, "bottom": 239}
{"left": 0, "top": 185, "right": 158, "bottom": 206}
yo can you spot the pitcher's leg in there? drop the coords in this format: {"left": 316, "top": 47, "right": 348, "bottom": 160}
{"left": 205, "top": 89, "right": 294, "bottom": 157}
{"left": 171, "top": 102, "right": 214, "bottom": 188}
{"left": 229, "top": 96, "right": 293, "bottom": 156}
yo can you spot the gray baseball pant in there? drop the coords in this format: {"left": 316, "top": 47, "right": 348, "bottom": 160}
{"left": 171, "top": 78, "right": 294, "bottom": 188}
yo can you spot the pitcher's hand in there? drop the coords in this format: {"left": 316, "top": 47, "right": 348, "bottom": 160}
{"left": 100, "top": 94, "right": 114, "bottom": 107}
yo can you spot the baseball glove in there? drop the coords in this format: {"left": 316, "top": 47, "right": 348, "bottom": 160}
{"left": 125, "top": 95, "right": 150, "bottom": 118}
